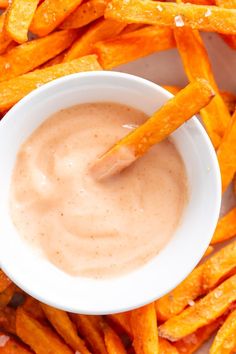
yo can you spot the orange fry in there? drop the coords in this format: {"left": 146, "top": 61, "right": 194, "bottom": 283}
{"left": 71, "top": 314, "right": 107, "bottom": 354}
{"left": 0, "top": 0, "right": 8, "bottom": 8}
{"left": 156, "top": 265, "right": 204, "bottom": 322}
{"left": 203, "top": 245, "right": 214, "bottom": 258}
{"left": 211, "top": 207, "right": 236, "bottom": 244}
{"left": 0, "top": 30, "right": 77, "bottom": 82}
{"left": 41, "top": 303, "right": 90, "bottom": 354}
{"left": 159, "top": 274, "right": 236, "bottom": 342}
{"left": 159, "top": 338, "right": 179, "bottom": 353}
{"left": 0, "top": 284, "right": 16, "bottom": 309}
{"left": 0, "top": 271, "right": 11, "bottom": 293}
{"left": 103, "top": 324, "right": 127, "bottom": 354}
{"left": 5, "top": 0, "right": 39, "bottom": 43}
{"left": 30, "top": 0, "right": 83, "bottom": 37}
{"left": 16, "top": 307, "right": 73, "bottom": 354}
{"left": 95, "top": 25, "right": 175, "bottom": 69}
{"left": 182, "top": 0, "right": 213, "bottom": 3}
{"left": 131, "top": 303, "right": 158, "bottom": 354}
{"left": 64, "top": 19, "right": 126, "bottom": 62}
{"left": 0, "top": 332, "right": 32, "bottom": 353}
{"left": 105, "top": 0, "right": 236, "bottom": 35}
{"left": 210, "top": 309, "right": 236, "bottom": 354}
{"left": 175, "top": 318, "right": 222, "bottom": 354}
{"left": 0, "top": 307, "right": 16, "bottom": 335}
{"left": 40, "top": 51, "right": 66, "bottom": 68}
{"left": 0, "top": 54, "right": 101, "bottom": 112}
{"left": 107, "top": 312, "right": 132, "bottom": 338}
{"left": 174, "top": 27, "right": 231, "bottom": 147}
{"left": 60, "top": 0, "right": 110, "bottom": 29}
{"left": 22, "top": 297, "right": 47, "bottom": 323}
{"left": 217, "top": 110, "right": 236, "bottom": 191}
{"left": 0, "top": 13, "right": 12, "bottom": 55}
{"left": 215, "top": 0, "right": 236, "bottom": 8}
{"left": 203, "top": 241, "right": 236, "bottom": 290}
{"left": 91, "top": 79, "right": 214, "bottom": 180}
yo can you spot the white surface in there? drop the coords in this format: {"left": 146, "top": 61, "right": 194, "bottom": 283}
{"left": 0, "top": 72, "right": 221, "bottom": 315}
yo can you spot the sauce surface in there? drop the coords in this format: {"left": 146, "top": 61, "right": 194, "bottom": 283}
{"left": 10, "top": 103, "right": 187, "bottom": 278}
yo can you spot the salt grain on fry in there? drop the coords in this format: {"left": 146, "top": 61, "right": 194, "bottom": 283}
{"left": 0, "top": 335, "right": 9, "bottom": 347}
{"left": 174, "top": 15, "right": 185, "bottom": 27}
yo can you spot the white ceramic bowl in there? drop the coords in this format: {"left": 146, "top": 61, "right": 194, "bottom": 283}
{"left": 0, "top": 71, "right": 221, "bottom": 314}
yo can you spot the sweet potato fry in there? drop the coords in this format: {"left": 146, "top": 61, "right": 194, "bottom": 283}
{"left": 71, "top": 314, "right": 107, "bottom": 354}
{"left": 0, "top": 332, "right": 32, "bottom": 353}
{"left": 174, "top": 27, "right": 231, "bottom": 147}
{"left": 120, "top": 23, "right": 144, "bottom": 34}
{"left": 64, "top": 19, "right": 126, "bottom": 62}
{"left": 210, "top": 309, "right": 236, "bottom": 354}
{"left": 5, "top": 0, "right": 39, "bottom": 43}
{"left": 40, "top": 51, "right": 66, "bottom": 68}
{"left": 203, "top": 245, "right": 214, "bottom": 258}
{"left": 107, "top": 312, "right": 132, "bottom": 338}
{"left": 103, "top": 324, "right": 127, "bottom": 354}
{"left": 0, "top": 0, "right": 8, "bottom": 8}
{"left": 0, "top": 54, "right": 102, "bottom": 112}
{"left": 215, "top": 0, "right": 236, "bottom": 7}
{"left": 182, "top": 0, "right": 213, "bottom": 3}
{"left": 211, "top": 208, "right": 236, "bottom": 244}
{"left": 159, "top": 274, "right": 236, "bottom": 342}
{"left": 16, "top": 307, "right": 73, "bottom": 354}
{"left": 94, "top": 25, "right": 175, "bottom": 69}
{"left": 0, "top": 13, "right": 12, "bottom": 55}
{"left": 105, "top": 0, "right": 236, "bottom": 35}
{"left": 0, "top": 271, "right": 11, "bottom": 293}
{"left": 0, "top": 30, "right": 77, "bottom": 82}
{"left": 175, "top": 318, "right": 222, "bottom": 354}
{"left": 203, "top": 241, "right": 236, "bottom": 290}
{"left": 91, "top": 79, "right": 214, "bottom": 180}
{"left": 131, "top": 303, "right": 158, "bottom": 354}
{"left": 0, "top": 307, "right": 16, "bottom": 335}
{"left": 21, "top": 297, "right": 45, "bottom": 323}
{"left": 30, "top": 0, "right": 83, "bottom": 37}
{"left": 217, "top": 110, "right": 236, "bottom": 191}
{"left": 60, "top": 0, "right": 110, "bottom": 29}
{"left": 156, "top": 265, "right": 204, "bottom": 322}
{"left": 40, "top": 303, "right": 90, "bottom": 354}
{"left": 159, "top": 338, "right": 178, "bottom": 354}
{"left": 0, "top": 285, "right": 16, "bottom": 310}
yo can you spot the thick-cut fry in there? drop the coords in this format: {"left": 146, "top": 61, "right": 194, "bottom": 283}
{"left": 30, "top": 0, "right": 83, "bottom": 37}
{"left": 211, "top": 208, "right": 236, "bottom": 244}
{"left": 156, "top": 265, "right": 204, "bottom": 322}
{"left": 163, "top": 86, "right": 236, "bottom": 115}
{"left": 159, "top": 274, "right": 236, "bottom": 341}
{"left": 71, "top": 314, "right": 107, "bottom": 354}
{"left": 182, "top": 0, "right": 213, "bottom": 3}
{"left": 91, "top": 79, "right": 214, "bottom": 180}
{"left": 103, "top": 324, "right": 127, "bottom": 354}
{"left": 120, "top": 23, "right": 144, "bottom": 34}
{"left": 105, "top": 0, "right": 236, "bottom": 35}
{"left": 203, "top": 245, "right": 214, "bottom": 257}
{"left": 16, "top": 308, "right": 73, "bottom": 354}
{"left": 40, "top": 303, "right": 90, "bottom": 354}
{"left": 5, "top": 0, "right": 39, "bottom": 43}
{"left": 0, "top": 271, "right": 11, "bottom": 293}
{"left": 215, "top": 0, "right": 236, "bottom": 8}
{"left": 0, "top": 307, "right": 16, "bottom": 335}
{"left": 217, "top": 110, "right": 236, "bottom": 191}
{"left": 107, "top": 313, "right": 132, "bottom": 338}
{"left": 95, "top": 25, "right": 175, "bottom": 69}
{"left": 40, "top": 51, "right": 66, "bottom": 68}
{"left": 203, "top": 241, "right": 236, "bottom": 290}
{"left": 0, "top": 54, "right": 102, "bottom": 112}
{"left": 210, "top": 309, "right": 236, "bottom": 354}
{"left": 0, "top": 0, "right": 8, "bottom": 8}
{"left": 175, "top": 319, "right": 222, "bottom": 354}
{"left": 0, "top": 332, "right": 32, "bottom": 353}
{"left": 131, "top": 303, "right": 158, "bottom": 354}
{"left": 64, "top": 19, "right": 126, "bottom": 62}
{"left": 0, "top": 30, "right": 77, "bottom": 82}
{"left": 0, "top": 13, "right": 12, "bottom": 55}
{"left": 22, "top": 297, "right": 46, "bottom": 323}
{"left": 159, "top": 338, "right": 179, "bottom": 353}
{"left": 60, "top": 0, "right": 109, "bottom": 29}
{"left": 0, "top": 284, "right": 16, "bottom": 309}
{"left": 174, "top": 27, "right": 231, "bottom": 147}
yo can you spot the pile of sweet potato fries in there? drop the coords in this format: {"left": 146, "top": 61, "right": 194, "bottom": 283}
{"left": 0, "top": 0, "right": 235, "bottom": 353}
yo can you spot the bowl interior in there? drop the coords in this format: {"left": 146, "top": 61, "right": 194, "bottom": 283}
{"left": 0, "top": 72, "right": 221, "bottom": 314}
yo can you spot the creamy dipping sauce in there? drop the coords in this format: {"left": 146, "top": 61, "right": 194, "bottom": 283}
{"left": 10, "top": 103, "right": 187, "bottom": 278}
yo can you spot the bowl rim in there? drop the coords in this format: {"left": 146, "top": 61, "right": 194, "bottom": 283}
{"left": 0, "top": 71, "right": 222, "bottom": 314}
